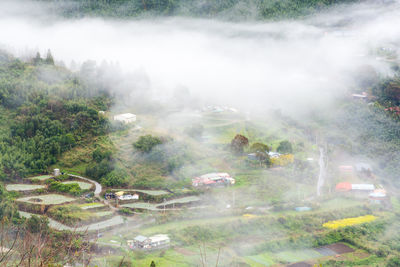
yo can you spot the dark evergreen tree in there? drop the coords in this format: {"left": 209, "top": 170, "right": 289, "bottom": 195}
{"left": 45, "top": 49, "right": 54, "bottom": 65}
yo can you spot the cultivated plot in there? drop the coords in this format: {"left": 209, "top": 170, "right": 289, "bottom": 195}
{"left": 16, "top": 194, "right": 76, "bottom": 205}
{"left": 6, "top": 184, "right": 45, "bottom": 191}
{"left": 26, "top": 175, "right": 53, "bottom": 181}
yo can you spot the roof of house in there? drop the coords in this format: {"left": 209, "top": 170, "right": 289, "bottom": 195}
{"left": 351, "top": 184, "right": 375, "bottom": 190}
{"left": 336, "top": 182, "right": 352, "bottom": 191}
{"left": 199, "top": 173, "right": 231, "bottom": 179}
{"left": 134, "top": 235, "right": 149, "bottom": 242}
{"left": 150, "top": 234, "right": 170, "bottom": 243}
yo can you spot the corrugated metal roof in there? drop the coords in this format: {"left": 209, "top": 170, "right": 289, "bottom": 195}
{"left": 351, "top": 184, "right": 375, "bottom": 190}
{"left": 134, "top": 235, "right": 148, "bottom": 242}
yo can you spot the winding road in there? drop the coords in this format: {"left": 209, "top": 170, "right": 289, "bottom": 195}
{"left": 68, "top": 174, "right": 102, "bottom": 197}
{"left": 67, "top": 173, "right": 118, "bottom": 211}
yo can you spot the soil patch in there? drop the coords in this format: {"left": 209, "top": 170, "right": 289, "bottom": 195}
{"left": 325, "top": 243, "right": 354, "bottom": 254}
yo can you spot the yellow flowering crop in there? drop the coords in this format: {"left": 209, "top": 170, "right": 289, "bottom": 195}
{"left": 270, "top": 154, "right": 294, "bottom": 166}
{"left": 323, "top": 215, "right": 377, "bottom": 229}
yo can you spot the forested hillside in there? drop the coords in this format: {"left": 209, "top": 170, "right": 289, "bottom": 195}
{"left": 38, "top": 0, "right": 358, "bottom": 20}
{"left": 0, "top": 51, "right": 111, "bottom": 180}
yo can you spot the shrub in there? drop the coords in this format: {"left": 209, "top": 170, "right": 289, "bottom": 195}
{"left": 47, "top": 181, "right": 82, "bottom": 196}
{"left": 133, "top": 135, "right": 163, "bottom": 153}
{"left": 277, "top": 140, "right": 293, "bottom": 154}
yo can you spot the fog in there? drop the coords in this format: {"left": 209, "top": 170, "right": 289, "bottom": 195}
{"left": 0, "top": 0, "right": 399, "bottom": 115}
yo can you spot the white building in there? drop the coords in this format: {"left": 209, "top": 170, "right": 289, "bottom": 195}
{"left": 118, "top": 194, "right": 139, "bottom": 201}
{"left": 351, "top": 184, "right": 375, "bottom": 191}
{"left": 128, "top": 234, "right": 170, "bottom": 250}
{"left": 113, "top": 113, "right": 136, "bottom": 124}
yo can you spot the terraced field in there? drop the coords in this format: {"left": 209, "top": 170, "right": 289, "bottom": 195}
{"left": 19, "top": 211, "right": 126, "bottom": 232}
{"left": 121, "top": 196, "right": 201, "bottom": 211}
{"left": 6, "top": 184, "right": 45, "bottom": 191}
{"left": 16, "top": 194, "right": 76, "bottom": 205}
{"left": 111, "top": 188, "right": 169, "bottom": 196}
{"left": 26, "top": 175, "right": 53, "bottom": 181}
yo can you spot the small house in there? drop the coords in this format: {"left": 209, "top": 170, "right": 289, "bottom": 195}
{"left": 192, "top": 173, "right": 235, "bottom": 187}
{"left": 118, "top": 194, "right": 139, "bottom": 201}
{"left": 351, "top": 184, "right": 375, "bottom": 191}
{"left": 113, "top": 113, "right": 136, "bottom": 124}
{"left": 336, "top": 182, "right": 352, "bottom": 192}
{"left": 132, "top": 235, "right": 151, "bottom": 249}
{"left": 369, "top": 189, "right": 387, "bottom": 204}
{"left": 129, "top": 234, "right": 170, "bottom": 250}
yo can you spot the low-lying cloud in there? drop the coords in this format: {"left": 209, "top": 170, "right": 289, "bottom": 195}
{"left": 0, "top": 0, "right": 399, "bottom": 115}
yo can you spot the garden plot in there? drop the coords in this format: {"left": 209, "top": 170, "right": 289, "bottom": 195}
{"left": 121, "top": 202, "right": 159, "bottom": 211}
{"left": 275, "top": 249, "right": 323, "bottom": 263}
{"left": 16, "top": 194, "right": 76, "bottom": 205}
{"left": 62, "top": 181, "right": 93, "bottom": 190}
{"left": 111, "top": 189, "right": 169, "bottom": 196}
{"left": 26, "top": 175, "right": 53, "bottom": 181}
{"left": 6, "top": 184, "right": 45, "bottom": 191}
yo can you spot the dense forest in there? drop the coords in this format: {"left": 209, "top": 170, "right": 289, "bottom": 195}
{"left": 37, "top": 0, "right": 358, "bottom": 20}
{"left": 0, "top": 50, "right": 111, "bottom": 180}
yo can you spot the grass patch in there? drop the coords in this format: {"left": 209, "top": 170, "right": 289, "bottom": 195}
{"left": 26, "top": 175, "right": 53, "bottom": 181}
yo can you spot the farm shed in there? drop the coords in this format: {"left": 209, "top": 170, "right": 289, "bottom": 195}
{"left": 336, "top": 182, "right": 375, "bottom": 192}
{"left": 351, "top": 184, "right": 375, "bottom": 191}
{"left": 192, "top": 172, "right": 235, "bottom": 187}
{"left": 113, "top": 113, "right": 136, "bottom": 124}
{"left": 118, "top": 194, "right": 139, "bottom": 200}
{"left": 335, "top": 182, "right": 352, "bottom": 192}
{"left": 129, "top": 234, "right": 170, "bottom": 250}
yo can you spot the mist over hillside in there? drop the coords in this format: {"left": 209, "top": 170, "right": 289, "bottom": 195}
{"left": 1, "top": 0, "right": 400, "bottom": 266}
{"left": 0, "top": 0, "right": 399, "bottom": 115}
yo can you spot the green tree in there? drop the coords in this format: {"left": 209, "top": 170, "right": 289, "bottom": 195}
{"left": 150, "top": 261, "right": 156, "bottom": 267}
{"left": 277, "top": 140, "right": 293, "bottom": 154}
{"left": 26, "top": 215, "right": 49, "bottom": 234}
{"left": 101, "top": 169, "right": 128, "bottom": 187}
{"left": 45, "top": 49, "right": 54, "bottom": 65}
{"left": 33, "top": 52, "right": 41, "bottom": 65}
{"left": 133, "top": 135, "right": 163, "bottom": 153}
{"left": 249, "top": 142, "right": 269, "bottom": 153}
